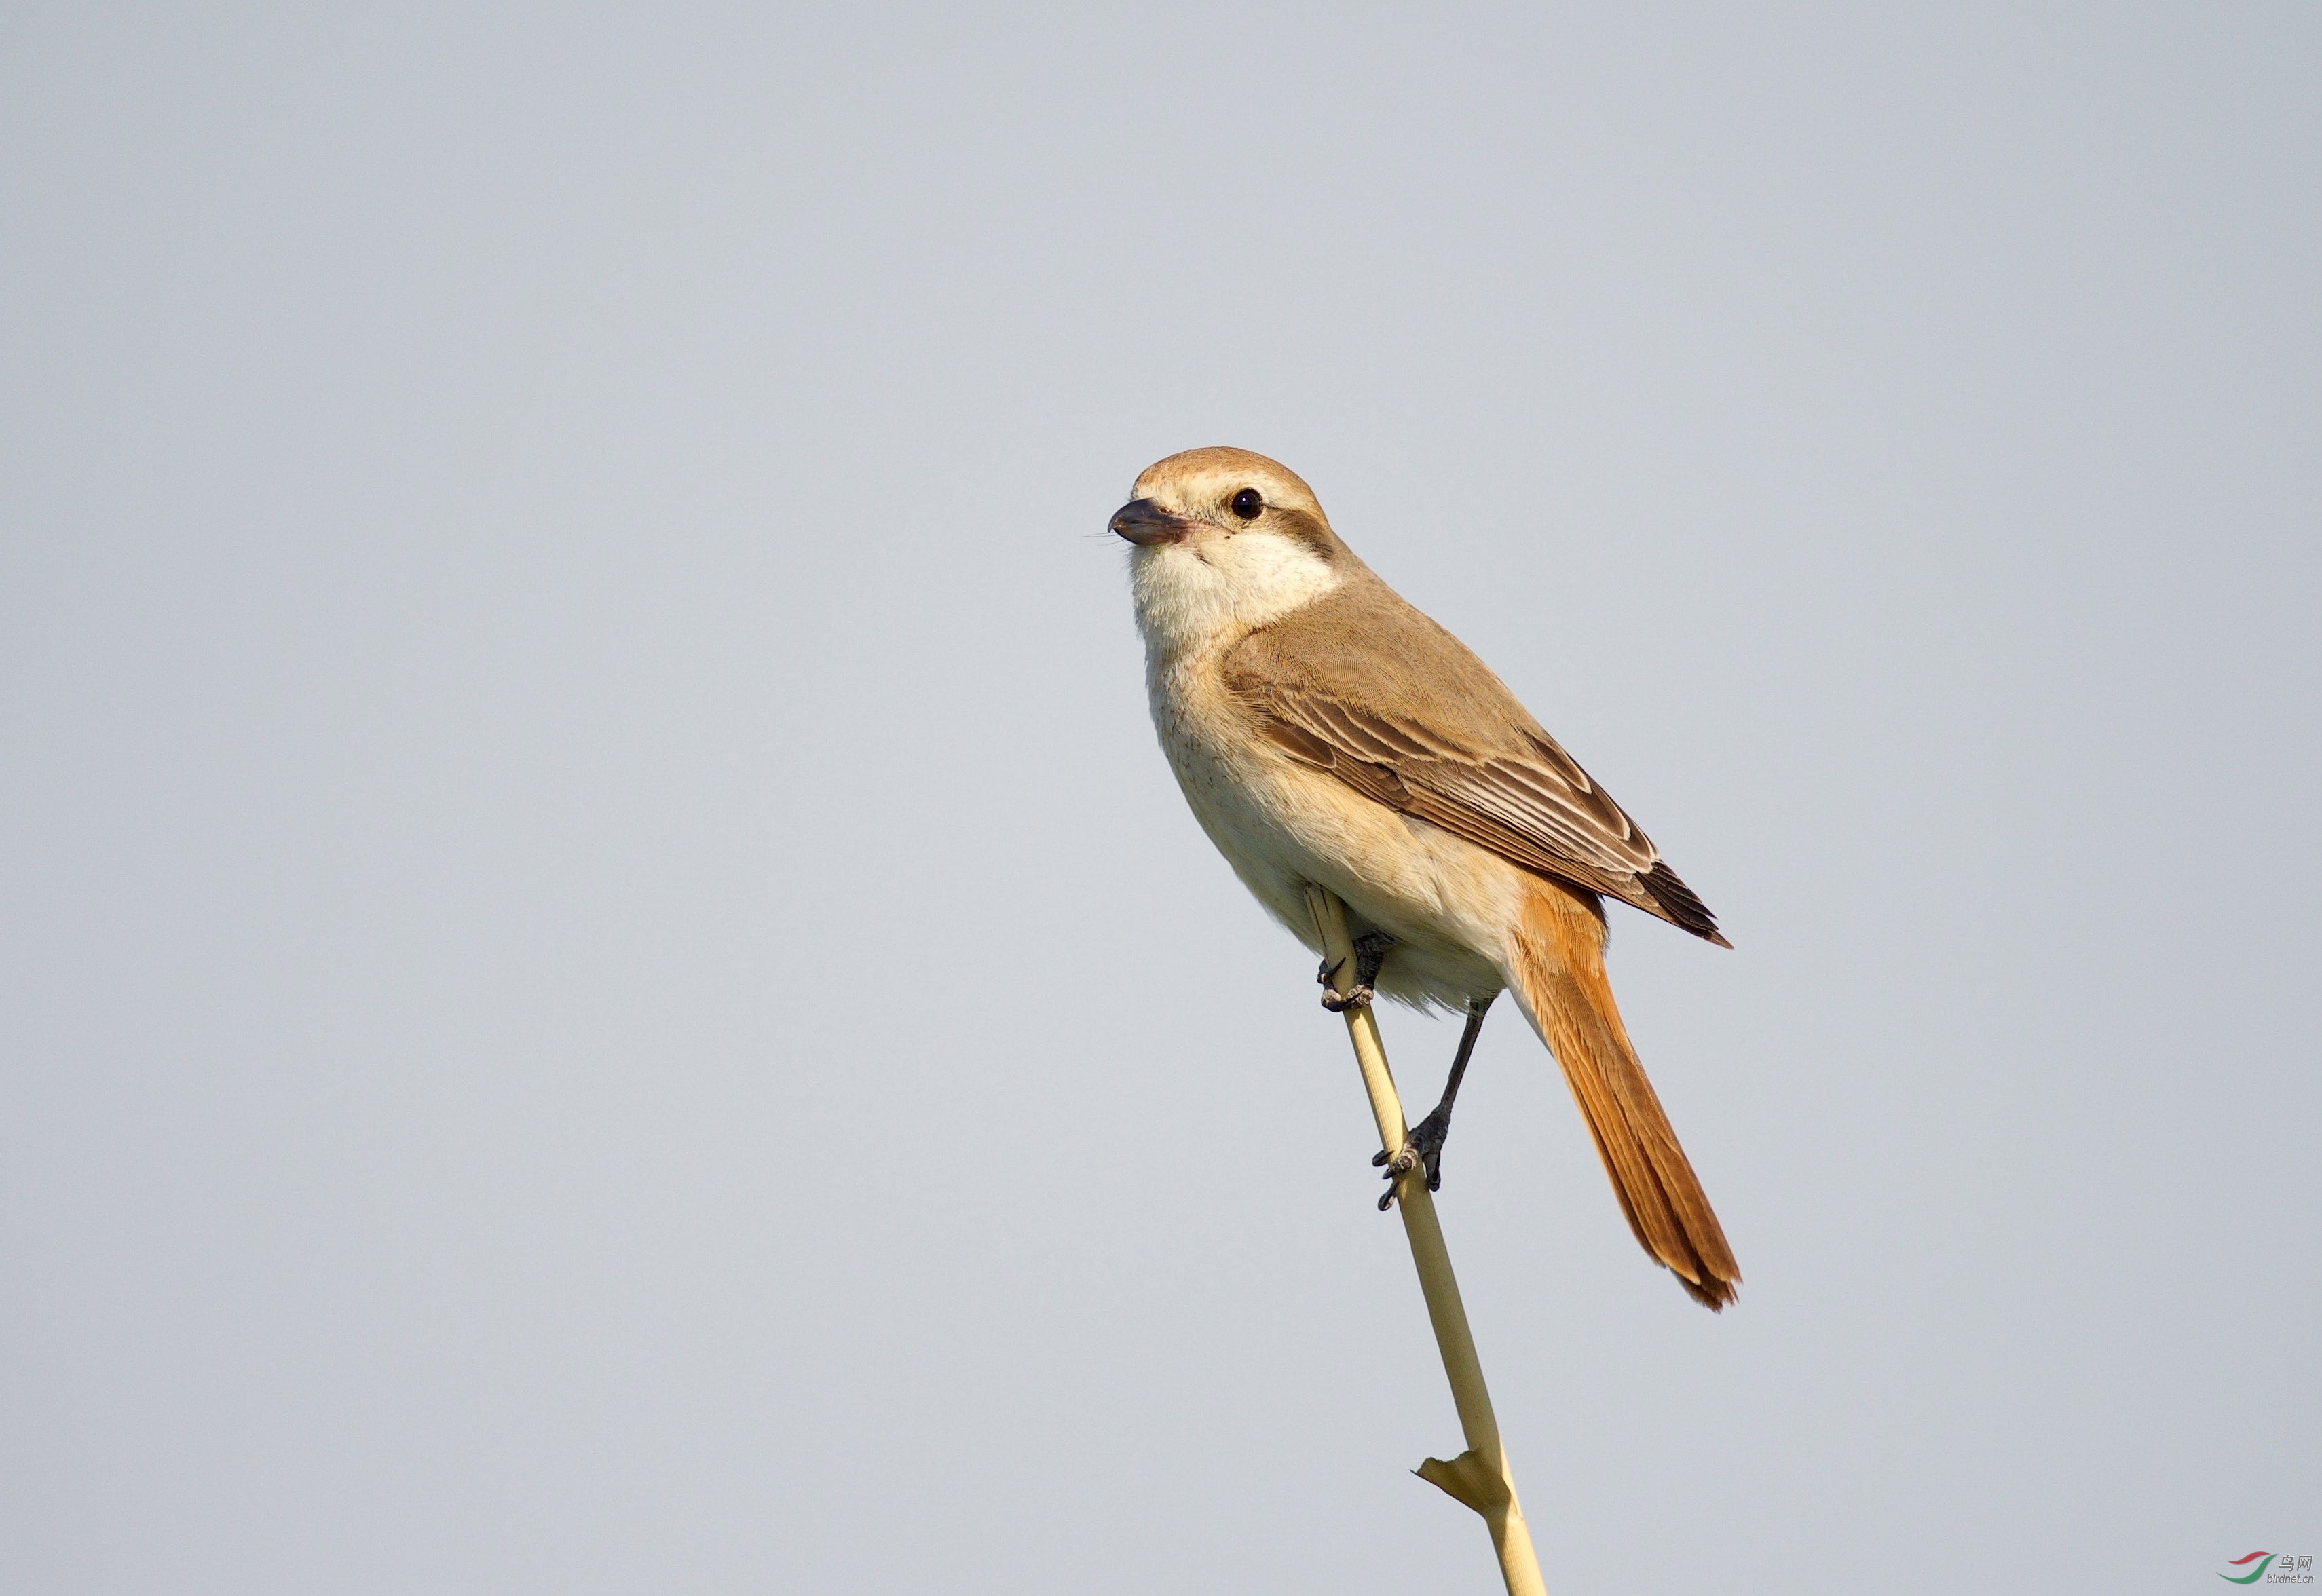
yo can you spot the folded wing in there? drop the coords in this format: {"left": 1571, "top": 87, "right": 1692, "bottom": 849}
{"left": 1222, "top": 583, "right": 1727, "bottom": 945}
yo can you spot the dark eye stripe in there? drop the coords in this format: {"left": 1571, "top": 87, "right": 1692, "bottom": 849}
{"left": 1264, "top": 506, "right": 1336, "bottom": 557}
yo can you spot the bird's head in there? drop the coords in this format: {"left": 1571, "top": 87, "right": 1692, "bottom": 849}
{"left": 1112, "top": 447, "right": 1353, "bottom": 653}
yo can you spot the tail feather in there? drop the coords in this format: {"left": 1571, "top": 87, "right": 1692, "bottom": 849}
{"left": 1509, "top": 877, "right": 1740, "bottom": 1310}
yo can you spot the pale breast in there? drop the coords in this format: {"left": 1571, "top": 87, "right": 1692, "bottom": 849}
{"left": 1144, "top": 648, "right": 1518, "bottom": 1010}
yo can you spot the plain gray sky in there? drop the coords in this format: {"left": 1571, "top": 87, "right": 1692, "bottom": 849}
{"left": 4, "top": 5, "right": 2317, "bottom": 1593}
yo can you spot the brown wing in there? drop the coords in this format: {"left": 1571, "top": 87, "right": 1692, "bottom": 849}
{"left": 1222, "top": 579, "right": 1728, "bottom": 945}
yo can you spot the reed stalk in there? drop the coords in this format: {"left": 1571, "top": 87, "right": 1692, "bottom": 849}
{"left": 1306, "top": 885, "right": 1548, "bottom": 1596}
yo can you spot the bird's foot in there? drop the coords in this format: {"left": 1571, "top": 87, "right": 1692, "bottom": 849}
{"left": 1317, "top": 933, "right": 1396, "bottom": 1012}
{"left": 1317, "top": 957, "right": 1374, "bottom": 1012}
{"left": 1371, "top": 1103, "right": 1453, "bottom": 1211}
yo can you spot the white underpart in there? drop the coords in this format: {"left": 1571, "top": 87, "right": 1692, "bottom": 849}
{"left": 1128, "top": 523, "right": 1521, "bottom": 1012}
{"left": 1127, "top": 525, "right": 1343, "bottom": 659}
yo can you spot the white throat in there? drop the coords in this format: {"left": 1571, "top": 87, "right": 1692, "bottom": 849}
{"left": 1129, "top": 528, "right": 1342, "bottom": 660}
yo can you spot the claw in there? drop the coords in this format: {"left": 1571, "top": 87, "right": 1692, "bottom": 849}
{"left": 1370, "top": 1106, "right": 1452, "bottom": 1209}
{"left": 1316, "top": 955, "right": 1376, "bottom": 1011}
{"left": 1318, "top": 936, "right": 1394, "bottom": 1012}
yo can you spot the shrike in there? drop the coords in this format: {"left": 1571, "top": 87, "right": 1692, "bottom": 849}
{"left": 1112, "top": 446, "right": 1739, "bottom": 1309}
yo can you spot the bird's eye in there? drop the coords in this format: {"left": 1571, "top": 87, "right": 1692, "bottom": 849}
{"left": 1230, "top": 488, "right": 1264, "bottom": 520}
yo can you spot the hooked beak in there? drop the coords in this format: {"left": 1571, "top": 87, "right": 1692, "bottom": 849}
{"left": 1109, "top": 498, "right": 1194, "bottom": 547}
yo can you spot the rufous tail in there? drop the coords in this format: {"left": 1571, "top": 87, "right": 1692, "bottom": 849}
{"left": 1507, "top": 877, "right": 1740, "bottom": 1310}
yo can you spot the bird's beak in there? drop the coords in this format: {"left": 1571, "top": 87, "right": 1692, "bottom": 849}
{"left": 1110, "top": 498, "right": 1194, "bottom": 547}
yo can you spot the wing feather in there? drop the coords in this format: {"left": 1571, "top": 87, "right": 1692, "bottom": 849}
{"left": 1226, "top": 594, "right": 1727, "bottom": 945}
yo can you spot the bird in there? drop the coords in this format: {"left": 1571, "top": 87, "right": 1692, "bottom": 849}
{"left": 1110, "top": 446, "right": 1740, "bottom": 1309}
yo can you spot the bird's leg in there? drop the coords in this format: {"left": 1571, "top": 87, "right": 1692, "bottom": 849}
{"left": 1318, "top": 931, "right": 1396, "bottom": 1012}
{"left": 1373, "top": 994, "right": 1493, "bottom": 1209}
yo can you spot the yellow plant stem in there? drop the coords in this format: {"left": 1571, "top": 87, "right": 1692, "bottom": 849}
{"left": 1306, "top": 886, "right": 1548, "bottom": 1596}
